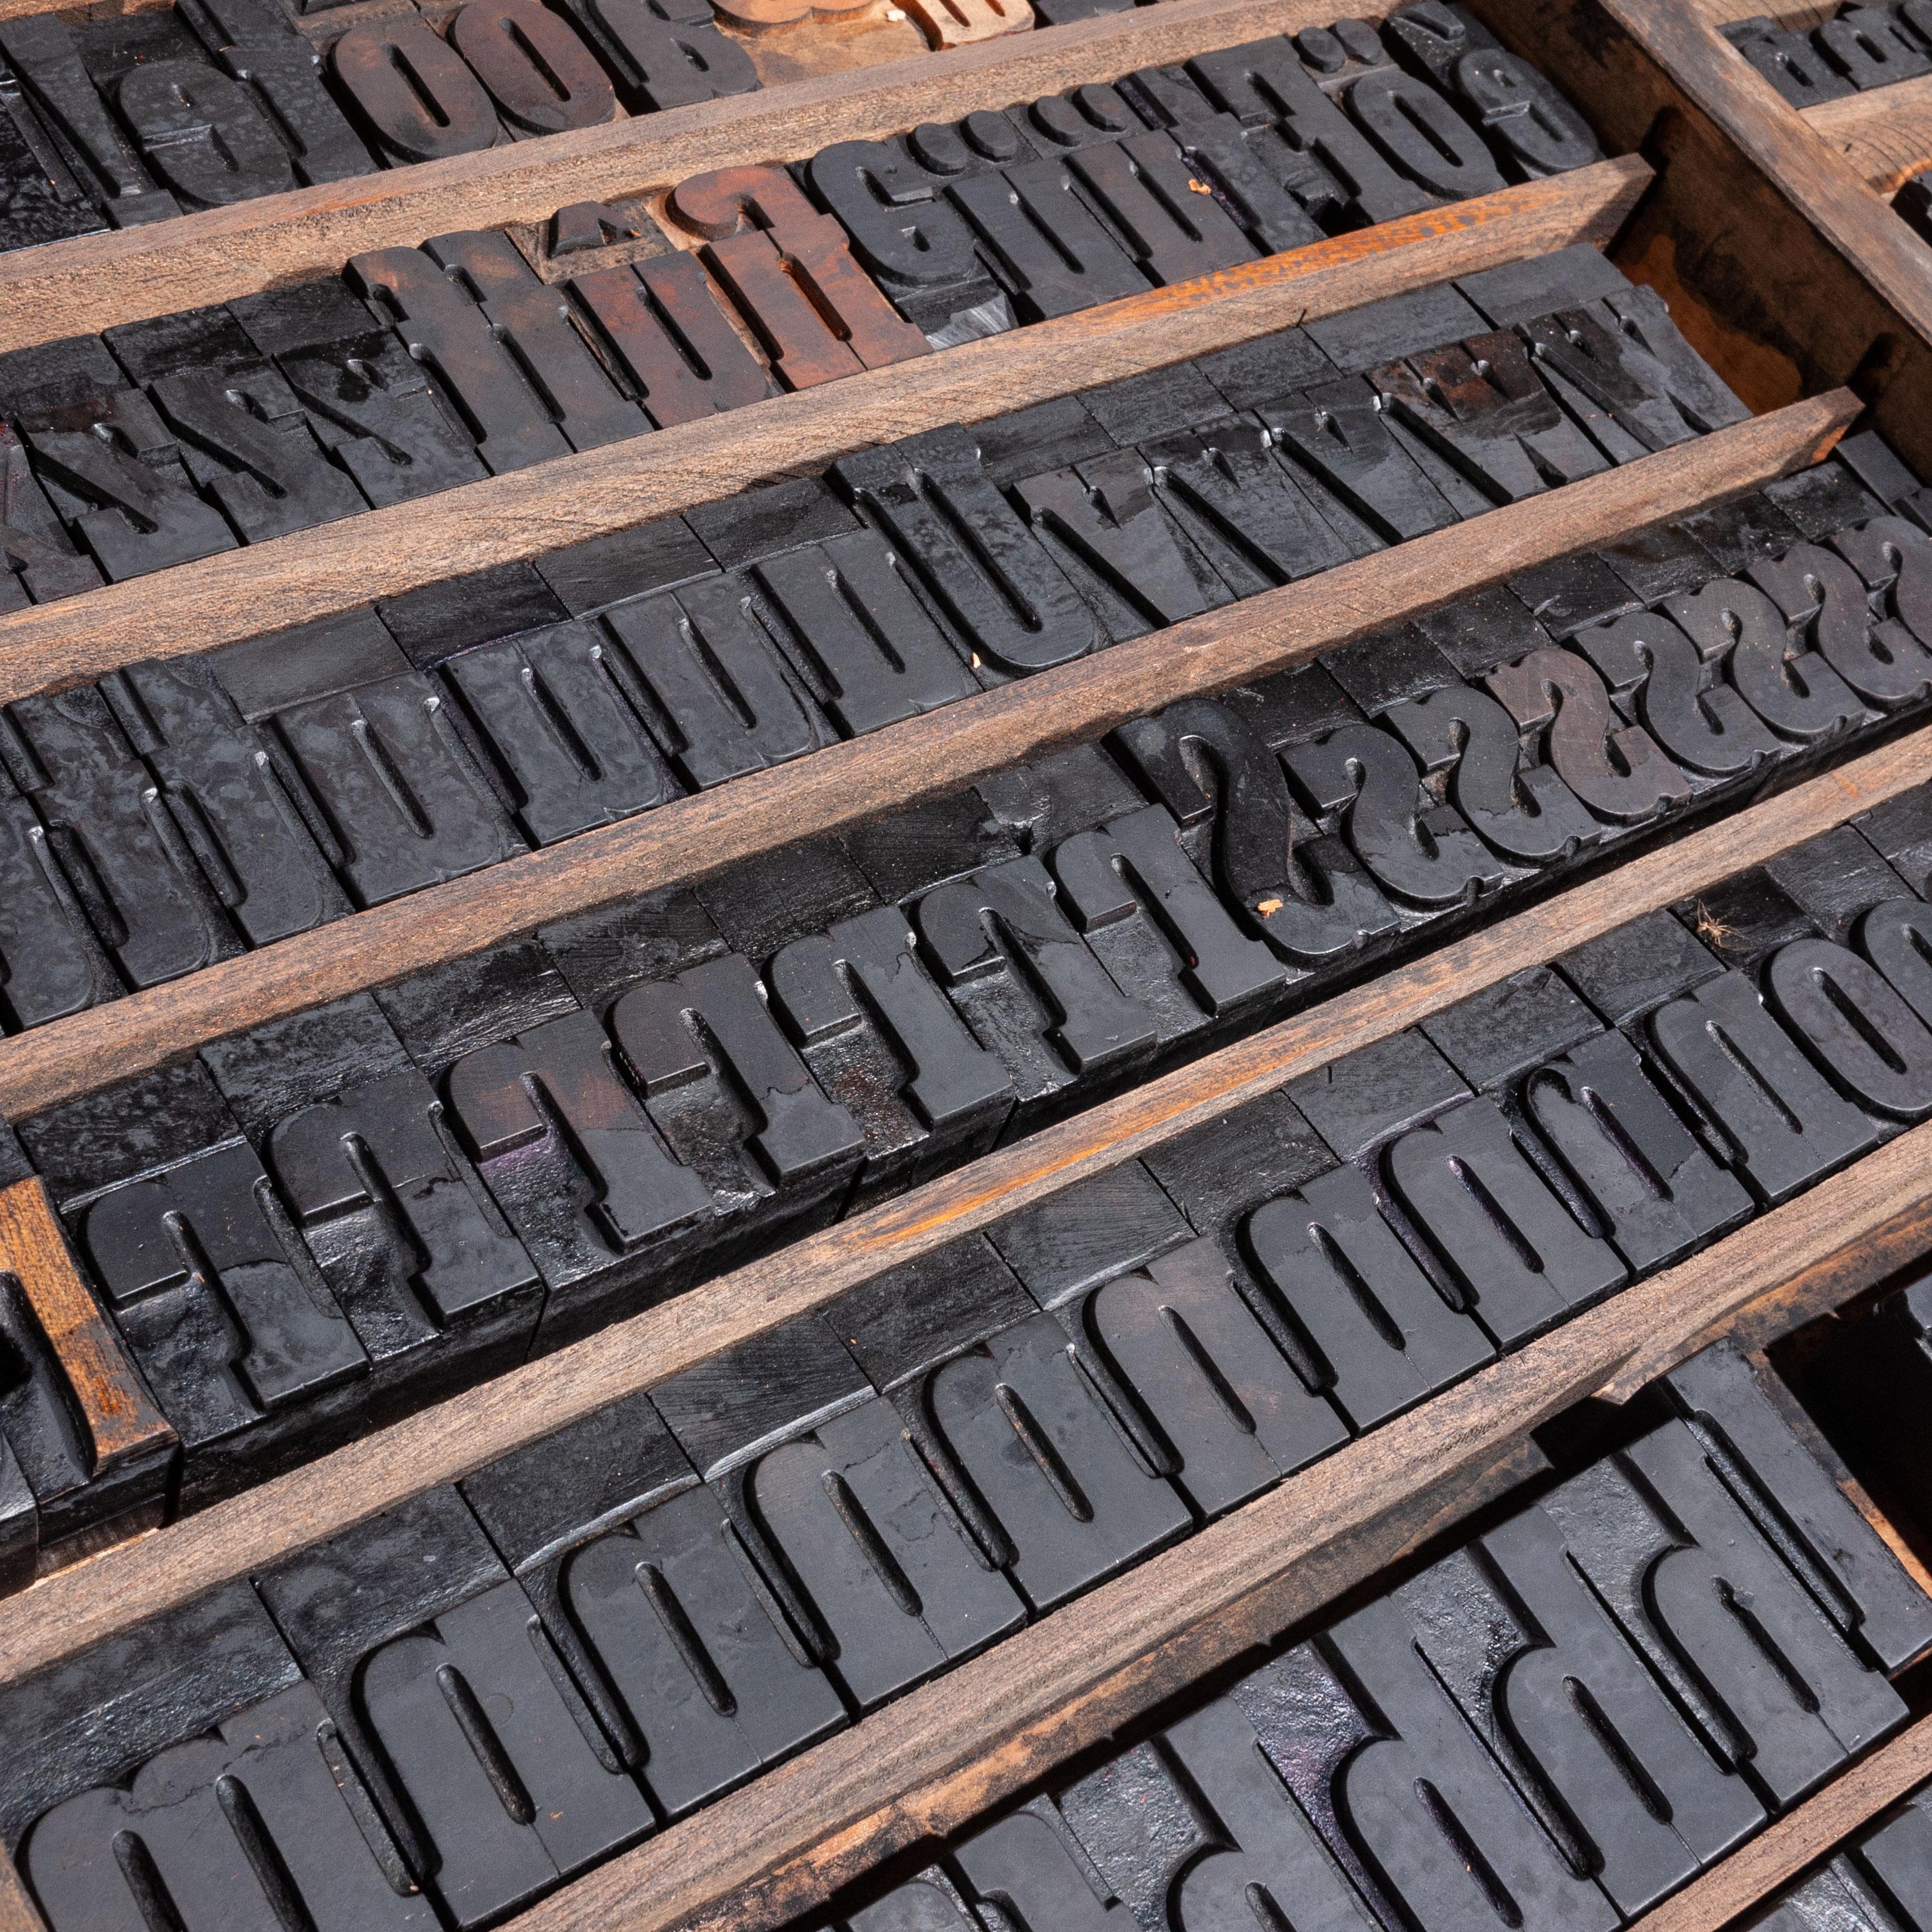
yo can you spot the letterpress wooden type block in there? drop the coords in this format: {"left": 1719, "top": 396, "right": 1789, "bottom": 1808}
{"left": 1285, "top": 719, "right": 1512, "bottom": 914}
{"left": 540, "top": 882, "right": 723, "bottom": 1016}
{"left": 444, "top": 1002, "right": 712, "bottom": 1343}
{"left": 257, "top": 1487, "right": 651, "bottom": 1927}
{"left": 1488, "top": 644, "right": 1694, "bottom": 825}
{"left": 1751, "top": 538, "right": 1932, "bottom": 710}
{"left": 212, "top": 611, "right": 526, "bottom": 905}
{"left": 0, "top": 1138, "right": 175, "bottom": 1570}
{"left": 378, "top": 938, "right": 578, "bottom": 1085}
{"left": 949, "top": 1802, "right": 1133, "bottom": 1931}
{"left": 0, "top": 755, "right": 118, "bottom": 1029}
{"left": 1382, "top": 682, "right": 1599, "bottom": 865}
{"left": 21, "top": 382, "right": 237, "bottom": 581}
{"left": 1290, "top": 1029, "right": 1472, "bottom": 1166}
{"left": 1246, "top": 1155, "right": 1494, "bottom": 1430}
{"left": 555, "top": 0, "right": 758, "bottom": 112}
{"left": 571, "top": 251, "right": 774, "bottom": 426}
{"left": 912, "top": 850, "right": 1160, "bottom": 1115}
{"left": 1506, "top": 551, "right": 1643, "bottom": 640}
{"left": 2, "top": 684, "right": 243, "bottom": 987}
{"left": 1568, "top": 608, "right": 1783, "bottom": 783}
{"left": 1666, "top": 1342, "right": 1932, "bottom": 1672}
{"left": 1234, "top": 1603, "right": 1620, "bottom": 1932}
{"left": 1558, "top": 905, "right": 1723, "bottom": 1028}
{"left": 1765, "top": 936, "right": 1932, "bottom": 1126}
{"left": 0, "top": 420, "right": 101, "bottom": 606}
{"left": 206, "top": 995, "right": 542, "bottom": 1417}
{"left": 1374, "top": 332, "right": 1610, "bottom": 508}
{"left": 843, "top": 788, "right": 1022, "bottom": 906}
{"left": 1185, "top": 36, "right": 1438, "bottom": 226}
{"left": 947, "top": 154, "right": 1147, "bottom": 321}
{"left": 599, "top": 575, "right": 833, "bottom": 788}
{"left": 1767, "top": 826, "right": 1913, "bottom": 947}
{"left": 1063, "top": 127, "right": 1261, "bottom": 286}
{"left": 977, "top": 742, "right": 1146, "bottom": 853}
{"left": 329, "top": 15, "right": 498, "bottom": 164}
{"left": 22, "top": 1061, "right": 369, "bottom": 1504}
{"left": 535, "top": 510, "right": 714, "bottom": 616}
{"left": 1864, "top": 894, "right": 1932, "bottom": 1027}
{"left": 181, "top": 0, "right": 376, "bottom": 187}
{"left": 1523, "top": 1030, "right": 1752, "bottom": 1270}
{"left": 378, "top": 559, "right": 571, "bottom": 669}
{"left": 1455, "top": 244, "right": 1633, "bottom": 329}
{"left": 1262, "top": 376, "right": 1459, "bottom": 547}
{"left": 440, "top": 618, "right": 681, "bottom": 845}
{"left": 1852, "top": 1791, "right": 1932, "bottom": 1927}
{"left": 1398, "top": 1508, "right": 1763, "bottom": 1914}
{"left": 668, "top": 165, "right": 928, "bottom": 387}
{"left": 690, "top": 836, "right": 872, "bottom": 964}
{"left": 1339, "top": 61, "right": 1507, "bottom": 205}
{"left": 1818, "top": 3, "right": 1932, "bottom": 84}
{"left": 1678, "top": 489, "right": 1805, "bottom": 574}
{"left": 1762, "top": 457, "right": 1887, "bottom": 538}
{"left": 1834, "top": 429, "right": 1927, "bottom": 511}
{"left": 663, "top": 1314, "right": 1027, "bottom": 1712}
{"left": 917, "top": 1304, "right": 1189, "bottom": 1610}
{"left": 0, "top": 14, "right": 178, "bottom": 226}
{"left": 768, "top": 902, "right": 1013, "bottom": 1197}
{"left": 1856, "top": 780, "right": 1932, "bottom": 896}
{"left": 1423, "top": 966, "right": 1601, "bottom": 1095}
{"left": 1410, "top": 582, "right": 1552, "bottom": 679}
{"left": 1016, "top": 447, "right": 1232, "bottom": 639}
{"left": 240, "top": 280, "right": 489, "bottom": 508}
{"left": 1142, "top": 415, "right": 1356, "bottom": 598}
{"left": 1067, "top": 1237, "right": 1347, "bottom": 1517}
{"left": 349, "top": 242, "right": 577, "bottom": 471}
{"left": 610, "top": 951, "right": 863, "bottom": 1257}
{"left": 445, "top": 0, "right": 617, "bottom": 134}
{"left": 1596, "top": 520, "right": 1723, "bottom": 602}
{"left": 841, "top": 1875, "right": 987, "bottom": 1932}
{"left": 1196, "top": 324, "right": 1339, "bottom": 416}
{"left": 987, "top": 1160, "right": 1189, "bottom": 1310}
{"left": 0, "top": 63, "right": 105, "bottom": 256}
{"left": 1049, "top": 1742, "right": 1215, "bottom": 1932}
{"left": 833, "top": 426, "right": 1104, "bottom": 675}
{"left": 1673, "top": 868, "right": 1818, "bottom": 970}
{"left": 1048, "top": 801, "right": 1288, "bottom": 1050}
{"left": 1721, "top": 15, "right": 1856, "bottom": 105}
{"left": 1322, "top": 626, "right": 1461, "bottom": 715}
{"left": 802, "top": 136, "right": 1005, "bottom": 339}
{"left": 3, "top": 1583, "right": 432, "bottom": 1929}
{"left": 1543, "top": 1419, "right": 1908, "bottom": 1808}
{"left": 1833, "top": 515, "right": 1932, "bottom": 668}
{"left": 1661, "top": 571, "right": 1872, "bottom": 750}
{"left": 108, "top": 43, "right": 299, "bottom": 211}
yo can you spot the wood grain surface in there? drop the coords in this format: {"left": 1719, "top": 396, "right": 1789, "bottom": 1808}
{"left": 0, "top": 388, "right": 1845, "bottom": 1122}
{"left": 0, "top": 695, "right": 1916, "bottom": 1702}
{"left": 500, "top": 1121, "right": 1932, "bottom": 1932}
{"left": 1631, "top": 1721, "right": 1932, "bottom": 1932}
{"left": 1807, "top": 75, "right": 1932, "bottom": 191}
{"left": 0, "top": 0, "right": 1397, "bottom": 347}
{"left": 0, "top": 156, "right": 1650, "bottom": 699}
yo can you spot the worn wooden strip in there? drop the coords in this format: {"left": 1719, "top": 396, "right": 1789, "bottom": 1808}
{"left": 1632, "top": 1720, "right": 1932, "bottom": 1932}
{"left": 0, "top": 155, "right": 1649, "bottom": 699}
{"left": 1807, "top": 74, "right": 1932, "bottom": 192}
{"left": 0, "top": 1179, "right": 174, "bottom": 1473}
{"left": 0, "top": 677, "right": 1915, "bottom": 1704}
{"left": 0, "top": 0, "right": 1387, "bottom": 349}
{"left": 0, "top": 389, "right": 1846, "bottom": 1122}
{"left": 1599, "top": 0, "right": 1932, "bottom": 340}
{"left": 501, "top": 1118, "right": 1932, "bottom": 1932}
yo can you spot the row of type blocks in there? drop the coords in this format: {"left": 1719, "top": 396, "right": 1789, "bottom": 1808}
{"left": 4, "top": 1331, "right": 1927, "bottom": 1929}
{"left": 0, "top": 402, "right": 1931, "bottom": 1577}
{"left": 0, "top": 6, "right": 1607, "bottom": 592}
{"left": 1724, "top": 0, "right": 1932, "bottom": 103}
{"left": 0, "top": 245, "right": 1754, "bottom": 1021}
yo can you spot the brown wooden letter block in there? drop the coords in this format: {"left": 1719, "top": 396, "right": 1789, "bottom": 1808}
{"left": 668, "top": 165, "right": 928, "bottom": 389}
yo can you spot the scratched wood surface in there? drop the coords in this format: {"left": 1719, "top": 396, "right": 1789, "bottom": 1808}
{"left": 0, "top": 0, "right": 1395, "bottom": 345}
{"left": 1807, "top": 74, "right": 1932, "bottom": 190}
{"left": 0, "top": 390, "right": 1848, "bottom": 1125}
{"left": 1, "top": 699, "right": 1918, "bottom": 1710}
{"left": 0, "top": 156, "right": 1649, "bottom": 699}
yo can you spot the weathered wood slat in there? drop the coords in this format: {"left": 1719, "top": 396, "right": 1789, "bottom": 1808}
{"left": 0, "top": 387, "right": 1845, "bottom": 1122}
{"left": 0, "top": 694, "right": 1915, "bottom": 1707}
{"left": 0, "top": 156, "right": 1649, "bottom": 699}
{"left": 1807, "top": 74, "right": 1932, "bottom": 190}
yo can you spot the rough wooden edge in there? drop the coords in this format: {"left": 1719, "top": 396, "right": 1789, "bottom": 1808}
{"left": 1630, "top": 1720, "right": 1932, "bottom": 1932}
{"left": 497, "top": 1118, "right": 1932, "bottom": 1932}
{"left": 0, "top": 673, "right": 1915, "bottom": 1703}
{"left": 0, "top": 0, "right": 1391, "bottom": 348}
{"left": 0, "top": 387, "right": 1844, "bottom": 1122}
{"left": 1805, "top": 75, "right": 1932, "bottom": 193}
{"left": 1601, "top": 0, "right": 1932, "bottom": 348}
{"left": 0, "top": 156, "right": 1650, "bottom": 696}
